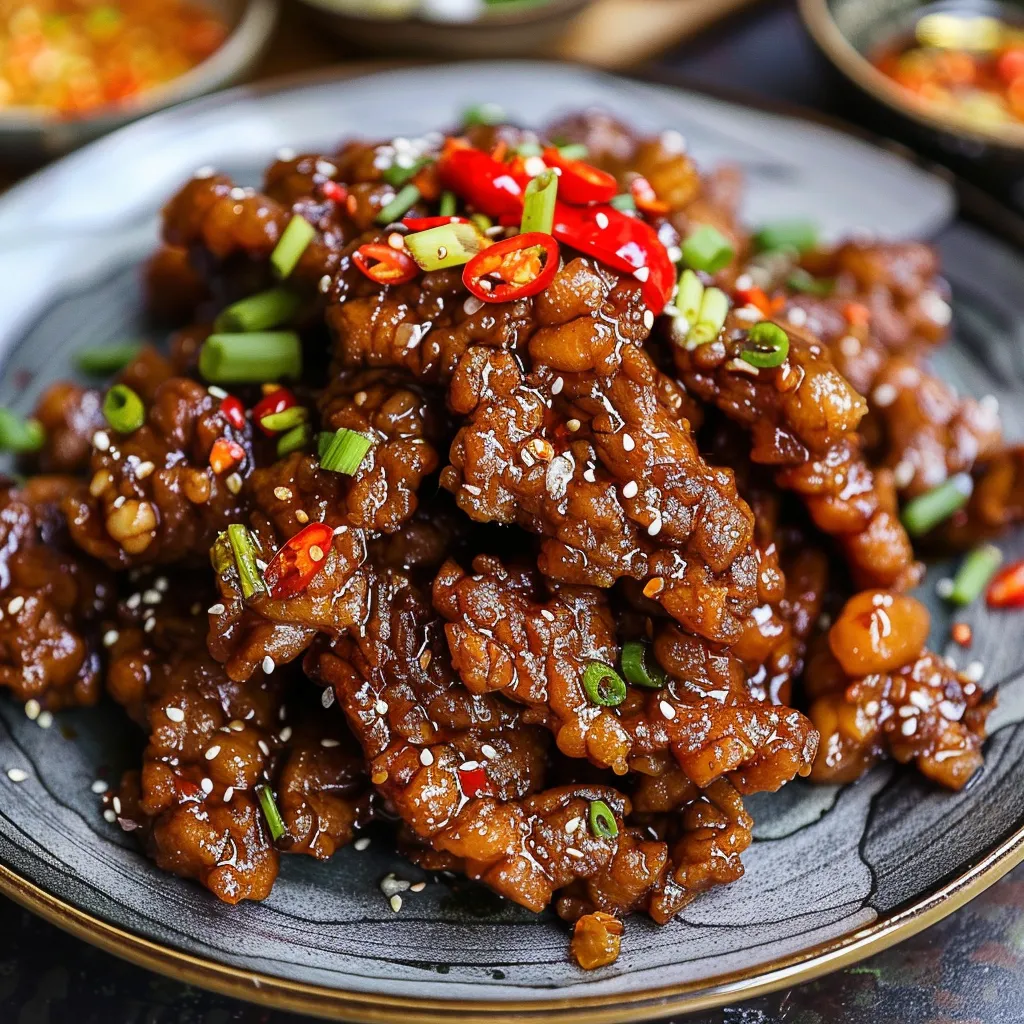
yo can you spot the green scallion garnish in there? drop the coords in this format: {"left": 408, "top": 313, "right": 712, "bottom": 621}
{"left": 102, "top": 384, "right": 145, "bottom": 434}
{"left": 786, "top": 268, "right": 834, "bottom": 297}
{"left": 226, "top": 523, "right": 265, "bottom": 599}
{"left": 557, "top": 143, "right": 589, "bottom": 160}
{"left": 754, "top": 218, "right": 819, "bottom": 254}
{"left": 319, "top": 428, "right": 374, "bottom": 475}
{"left": 587, "top": 799, "right": 618, "bottom": 839}
{"left": 198, "top": 332, "right": 302, "bottom": 384}
{"left": 674, "top": 268, "right": 704, "bottom": 322}
{"left": 620, "top": 641, "right": 665, "bottom": 689}
{"left": 516, "top": 140, "right": 543, "bottom": 158}
{"left": 260, "top": 406, "right": 308, "bottom": 433}
{"left": 270, "top": 215, "right": 316, "bottom": 279}
{"left": 376, "top": 185, "right": 421, "bottom": 226}
{"left": 950, "top": 543, "right": 1003, "bottom": 606}
{"left": 901, "top": 473, "right": 973, "bottom": 537}
{"left": 74, "top": 341, "right": 143, "bottom": 376}
{"left": 521, "top": 169, "right": 558, "bottom": 236}
{"left": 462, "top": 102, "right": 505, "bottom": 127}
{"left": 681, "top": 224, "right": 734, "bottom": 274}
{"left": 582, "top": 661, "right": 627, "bottom": 707}
{"left": 277, "top": 422, "right": 311, "bottom": 458}
{"left": 687, "top": 286, "right": 730, "bottom": 347}
{"left": 470, "top": 212, "right": 492, "bottom": 233}
{"left": 214, "top": 287, "right": 301, "bottom": 334}
{"left": 404, "top": 222, "right": 487, "bottom": 272}
{"left": 740, "top": 322, "right": 790, "bottom": 369}
{"left": 0, "top": 410, "right": 44, "bottom": 453}
{"left": 382, "top": 155, "right": 431, "bottom": 188}
{"left": 256, "top": 783, "right": 285, "bottom": 841}
{"left": 438, "top": 190, "right": 457, "bottom": 218}
{"left": 610, "top": 193, "right": 637, "bottom": 213}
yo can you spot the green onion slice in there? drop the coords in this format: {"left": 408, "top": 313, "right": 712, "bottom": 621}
{"left": 226, "top": 523, "right": 265, "bottom": 599}
{"left": 754, "top": 218, "right": 819, "bottom": 254}
{"left": 516, "top": 140, "right": 543, "bottom": 158}
{"left": 462, "top": 102, "right": 505, "bottom": 126}
{"left": 620, "top": 641, "right": 665, "bottom": 689}
{"left": 681, "top": 224, "right": 734, "bottom": 274}
{"left": 214, "top": 287, "right": 301, "bottom": 333}
{"left": 687, "top": 286, "right": 730, "bottom": 347}
{"left": 786, "top": 268, "right": 834, "bottom": 297}
{"left": 382, "top": 155, "right": 431, "bottom": 188}
{"left": 557, "top": 143, "right": 589, "bottom": 160}
{"left": 0, "top": 410, "right": 44, "bottom": 453}
{"left": 901, "top": 473, "right": 973, "bottom": 537}
{"left": 610, "top": 192, "right": 637, "bottom": 213}
{"left": 277, "top": 422, "right": 311, "bottom": 458}
{"left": 102, "top": 384, "right": 145, "bottom": 434}
{"left": 674, "top": 268, "right": 705, "bottom": 322}
{"left": 521, "top": 169, "right": 558, "bottom": 236}
{"left": 438, "top": 190, "right": 457, "bottom": 218}
{"left": 404, "top": 222, "right": 487, "bottom": 272}
{"left": 270, "top": 215, "right": 316, "bottom": 279}
{"left": 376, "top": 184, "right": 421, "bottom": 225}
{"left": 256, "top": 783, "right": 286, "bottom": 841}
{"left": 582, "top": 661, "right": 627, "bottom": 707}
{"left": 319, "top": 428, "right": 374, "bottom": 475}
{"left": 741, "top": 322, "right": 790, "bottom": 368}
{"left": 260, "top": 406, "right": 308, "bottom": 433}
{"left": 470, "top": 212, "right": 492, "bottom": 233}
{"left": 588, "top": 799, "right": 618, "bottom": 839}
{"left": 198, "top": 332, "right": 302, "bottom": 384}
{"left": 950, "top": 543, "right": 1002, "bottom": 606}
{"left": 74, "top": 341, "right": 143, "bottom": 376}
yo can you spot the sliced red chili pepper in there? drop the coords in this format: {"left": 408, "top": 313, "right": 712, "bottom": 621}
{"left": 353, "top": 243, "right": 419, "bottom": 286}
{"left": 463, "top": 231, "right": 560, "bottom": 303}
{"left": 209, "top": 437, "right": 245, "bottom": 474}
{"left": 437, "top": 139, "right": 526, "bottom": 219}
{"left": 542, "top": 148, "right": 617, "bottom": 206}
{"left": 629, "top": 175, "right": 670, "bottom": 217}
{"left": 219, "top": 395, "right": 246, "bottom": 431}
{"left": 987, "top": 560, "right": 1024, "bottom": 608}
{"left": 401, "top": 215, "right": 470, "bottom": 232}
{"left": 264, "top": 522, "right": 335, "bottom": 599}
{"left": 252, "top": 387, "right": 297, "bottom": 437}
{"left": 736, "top": 285, "right": 784, "bottom": 318}
{"left": 321, "top": 180, "right": 348, "bottom": 204}
{"left": 458, "top": 762, "right": 490, "bottom": 798}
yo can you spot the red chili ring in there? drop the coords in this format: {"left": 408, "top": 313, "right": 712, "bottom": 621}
{"left": 264, "top": 521, "right": 336, "bottom": 600}
{"left": 462, "top": 231, "right": 560, "bottom": 303}
{"left": 353, "top": 243, "right": 419, "bottom": 286}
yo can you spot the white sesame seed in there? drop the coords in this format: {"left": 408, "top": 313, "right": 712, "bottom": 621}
{"left": 565, "top": 817, "right": 581, "bottom": 834}
{"left": 103, "top": 808, "right": 117, "bottom": 822}
{"left": 6, "top": 768, "right": 27, "bottom": 783}
{"left": 481, "top": 744, "right": 498, "bottom": 760}
{"left": 322, "top": 688, "right": 336, "bottom": 708}
{"left": 735, "top": 273, "right": 753, "bottom": 291}
{"left": 462, "top": 484, "right": 482, "bottom": 496}
{"left": 144, "top": 617, "right": 155, "bottom": 633}
{"left": 91, "top": 779, "right": 108, "bottom": 794}
{"left": 786, "top": 307, "right": 808, "bottom": 327}
{"left": 24, "top": 699, "right": 40, "bottom": 721}
{"left": 622, "top": 480, "right": 638, "bottom": 499}
{"left": 622, "top": 433, "right": 635, "bottom": 452}
{"left": 540, "top": 609, "right": 555, "bottom": 622}
{"left": 551, "top": 376, "right": 564, "bottom": 396}
{"left": 153, "top": 577, "right": 169, "bottom": 593}
{"left": 374, "top": 699, "right": 389, "bottom": 715}
{"left": 37, "top": 711, "right": 52, "bottom": 730}
{"left": 838, "top": 335, "right": 861, "bottom": 357}
{"left": 583, "top": 468, "right": 596, "bottom": 483}
{"left": 223, "top": 786, "right": 234, "bottom": 802}
{"left": 262, "top": 656, "right": 275, "bottom": 674}
{"left": 460, "top": 760, "right": 480, "bottom": 772}
{"left": 321, "top": 738, "right": 340, "bottom": 748}
{"left": 142, "top": 588, "right": 162, "bottom": 605}
{"left": 315, "top": 159, "right": 337, "bottom": 178}
{"left": 634, "top": 266, "right": 650, "bottom": 283}
{"left": 7, "top": 596, "right": 24, "bottom": 615}
{"left": 134, "top": 460, "right": 155, "bottom": 480}
{"left": 935, "top": 578, "right": 955, "bottom": 599}
{"left": 112, "top": 795, "right": 122, "bottom": 814}
{"left": 647, "top": 512, "right": 663, "bottom": 537}
{"left": 643, "top": 310, "right": 655, "bottom": 330}
{"left": 165, "top": 707, "right": 185, "bottom": 723}
{"left": 126, "top": 593, "right": 141, "bottom": 610}
{"left": 964, "top": 661, "right": 985, "bottom": 682}
{"left": 410, "top": 881, "right": 426, "bottom": 893}
{"left": 205, "top": 745, "right": 221, "bottom": 760}
{"left": 659, "top": 700, "right": 676, "bottom": 720}
{"left": 103, "top": 626, "right": 119, "bottom": 649}
{"left": 595, "top": 212, "right": 610, "bottom": 230}
{"left": 229, "top": 187, "right": 247, "bottom": 200}
{"left": 419, "top": 748, "right": 434, "bottom": 766}
{"left": 901, "top": 718, "right": 918, "bottom": 736}
{"left": 873, "top": 383, "right": 897, "bottom": 407}
{"left": 390, "top": 895, "right": 403, "bottom": 913}
{"left": 207, "top": 386, "right": 229, "bottom": 401}
{"left": 353, "top": 836, "right": 371, "bottom": 851}
{"left": 893, "top": 460, "right": 915, "bottom": 490}
{"left": 566, "top": 418, "right": 581, "bottom": 432}
{"left": 258, "top": 739, "right": 270, "bottom": 756}
{"left": 279, "top": 726, "right": 293, "bottom": 743}
{"left": 200, "top": 777, "right": 214, "bottom": 794}
{"left": 92, "top": 430, "right": 110, "bottom": 451}
{"left": 208, "top": 603, "right": 226, "bottom": 615}
{"left": 566, "top": 847, "right": 585, "bottom": 859}
{"left": 226, "top": 472, "right": 243, "bottom": 495}
{"left": 229, "top": 720, "right": 245, "bottom": 732}
{"left": 194, "top": 165, "right": 215, "bottom": 179}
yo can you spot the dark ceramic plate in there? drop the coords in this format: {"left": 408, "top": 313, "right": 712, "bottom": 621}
{"left": 1, "top": 62, "right": 1023, "bottom": 1023}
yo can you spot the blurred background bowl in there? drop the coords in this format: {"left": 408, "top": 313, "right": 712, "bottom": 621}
{"left": 0, "top": 0, "right": 278, "bottom": 162}
{"left": 296, "top": 0, "right": 593, "bottom": 59}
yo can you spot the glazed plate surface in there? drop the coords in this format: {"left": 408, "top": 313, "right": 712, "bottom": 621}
{"left": 1, "top": 62, "right": 1024, "bottom": 1022}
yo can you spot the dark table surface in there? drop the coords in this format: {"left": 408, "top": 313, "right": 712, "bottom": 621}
{"left": 5, "top": 2, "right": 1024, "bottom": 1022}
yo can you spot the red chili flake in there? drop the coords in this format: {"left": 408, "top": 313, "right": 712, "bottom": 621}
{"left": 263, "top": 522, "right": 335, "bottom": 599}
{"left": 219, "top": 395, "right": 246, "bottom": 431}
{"left": 735, "top": 285, "right": 784, "bottom": 317}
{"left": 321, "top": 180, "right": 349, "bottom": 204}
{"left": 629, "top": 175, "right": 670, "bottom": 217}
{"left": 252, "top": 388, "right": 297, "bottom": 437}
{"left": 209, "top": 438, "right": 245, "bottom": 474}
{"left": 951, "top": 622, "right": 973, "bottom": 647}
{"left": 987, "top": 559, "right": 1024, "bottom": 608}
{"left": 458, "top": 762, "right": 490, "bottom": 798}
{"left": 844, "top": 301, "right": 871, "bottom": 328}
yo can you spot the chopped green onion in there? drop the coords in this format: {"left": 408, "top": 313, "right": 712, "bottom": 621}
{"left": 260, "top": 406, "right": 308, "bottom": 433}
{"left": 382, "top": 156, "right": 431, "bottom": 188}
{"left": 687, "top": 287, "right": 730, "bottom": 347}
{"left": 557, "top": 143, "right": 589, "bottom": 160}
{"left": 470, "top": 212, "right": 492, "bottom": 233}
{"left": 102, "top": 384, "right": 145, "bottom": 434}
{"left": 588, "top": 799, "right": 618, "bottom": 839}
{"left": 270, "top": 215, "right": 316, "bottom": 279}
{"left": 376, "top": 185, "right": 421, "bottom": 225}
{"left": 214, "top": 287, "right": 301, "bottom": 333}
{"left": 0, "top": 410, "right": 44, "bottom": 453}
{"left": 256, "top": 783, "right": 285, "bottom": 841}
{"left": 681, "top": 225, "right": 734, "bottom": 274}
{"left": 521, "top": 169, "right": 558, "bottom": 235}
{"left": 462, "top": 102, "right": 505, "bottom": 126}
{"left": 582, "top": 661, "right": 627, "bottom": 707}
{"left": 754, "top": 218, "right": 819, "bottom": 254}
{"left": 950, "top": 544, "right": 1002, "bottom": 606}
{"left": 405, "top": 222, "right": 487, "bottom": 271}
{"left": 674, "top": 268, "right": 705, "bottom": 322}
{"left": 516, "top": 140, "right": 543, "bottom": 158}
{"left": 438, "top": 190, "right": 457, "bottom": 218}
{"left": 319, "top": 428, "right": 374, "bottom": 475}
{"left": 741, "top": 322, "right": 790, "bottom": 368}
{"left": 277, "top": 422, "right": 311, "bottom": 458}
{"left": 227, "top": 523, "right": 264, "bottom": 599}
{"left": 198, "top": 332, "right": 302, "bottom": 384}
{"left": 786, "top": 268, "right": 834, "bottom": 297}
{"left": 74, "top": 341, "right": 142, "bottom": 376}
{"left": 621, "top": 641, "right": 665, "bottom": 689}
{"left": 901, "top": 473, "right": 973, "bottom": 537}
{"left": 610, "top": 193, "right": 637, "bottom": 213}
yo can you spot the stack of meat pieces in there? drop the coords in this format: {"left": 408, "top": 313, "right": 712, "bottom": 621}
{"left": 0, "top": 109, "right": 1011, "bottom": 970}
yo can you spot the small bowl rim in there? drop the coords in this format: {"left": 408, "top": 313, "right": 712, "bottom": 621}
{"left": 299, "top": 0, "right": 588, "bottom": 30}
{"left": 799, "top": 0, "right": 1024, "bottom": 151}
{"left": 0, "top": 0, "right": 278, "bottom": 132}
